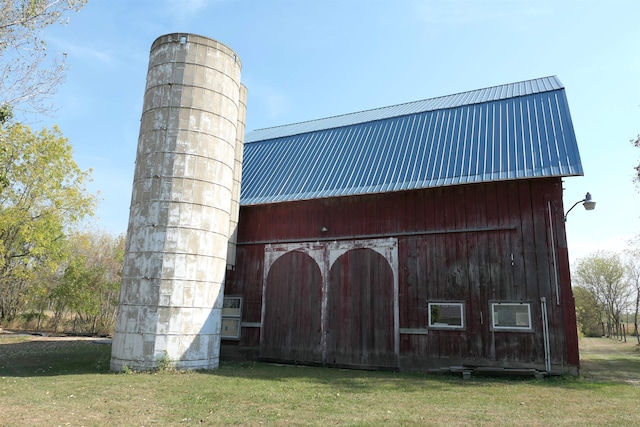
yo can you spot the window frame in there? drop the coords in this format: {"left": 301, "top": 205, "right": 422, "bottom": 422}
{"left": 221, "top": 296, "right": 243, "bottom": 340}
{"left": 427, "top": 301, "right": 466, "bottom": 330}
{"left": 490, "top": 302, "right": 533, "bottom": 332}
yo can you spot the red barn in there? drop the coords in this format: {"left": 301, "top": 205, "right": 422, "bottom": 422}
{"left": 221, "top": 76, "right": 583, "bottom": 375}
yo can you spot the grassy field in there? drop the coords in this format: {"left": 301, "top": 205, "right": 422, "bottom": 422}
{"left": 1, "top": 334, "right": 639, "bottom": 426}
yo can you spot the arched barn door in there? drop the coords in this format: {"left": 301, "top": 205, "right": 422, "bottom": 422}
{"left": 326, "top": 248, "right": 397, "bottom": 369}
{"left": 261, "top": 251, "right": 322, "bottom": 363}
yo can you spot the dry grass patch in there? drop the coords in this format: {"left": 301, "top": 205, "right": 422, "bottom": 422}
{"left": 579, "top": 336, "right": 640, "bottom": 385}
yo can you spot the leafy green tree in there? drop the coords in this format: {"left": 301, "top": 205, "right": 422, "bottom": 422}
{"left": 0, "top": 105, "right": 12, "bottom": 192}
{"left": 49, "top": 231, "right": 124, "bottom": 334}
{"left": 624, "top": 249, "right": 640, "bottom": 343}
{"left": 0, "top": 105, "right": 13, "bottom": 124}
{"left": 0, "top": 0, "right": 87, "bottom": 115}
{"left": 50, "top": 255, "right": 101, "bottom": 332}
{"left": 573, "top": 251, "right": 633, "bottom": 338}
{"left": 0, "top": 123, "right": 95, "bottom": 321}
{"left": 573, "top": 285, "right": 604, "bottom": 337}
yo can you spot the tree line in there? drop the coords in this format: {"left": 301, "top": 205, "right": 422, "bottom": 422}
{"left": 0, "top": 0, "right": 124, "bottom": 334}
{"left": 573, "top": 250, "right": 640, "bottom": 344}
{"left": 0, "top": 114, "right": 125, "bottom": 334}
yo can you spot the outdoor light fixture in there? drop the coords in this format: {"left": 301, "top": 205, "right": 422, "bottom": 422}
{"left": 564, "top": 192, "right": 596, "bottom": 222}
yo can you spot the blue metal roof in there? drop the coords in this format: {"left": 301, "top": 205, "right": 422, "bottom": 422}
{"left": 241, "top": 76, "right": 583, "bottom": 206}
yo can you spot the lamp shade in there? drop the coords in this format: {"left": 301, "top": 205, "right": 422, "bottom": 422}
{"left": 582, "top": 192, "right": 596, "bottom": 211}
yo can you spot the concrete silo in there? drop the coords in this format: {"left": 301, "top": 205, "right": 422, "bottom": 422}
{"left": 111, "top": 33, "right": 245, "bottom": 371}
{"left": 227, "top": 83, "right": 247, "bottom": 269}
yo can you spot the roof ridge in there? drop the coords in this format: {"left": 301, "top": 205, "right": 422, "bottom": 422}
{"left": 247, "top": 76, "right": 562, "bottom": 140}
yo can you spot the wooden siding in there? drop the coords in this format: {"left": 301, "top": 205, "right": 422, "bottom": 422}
{"left": 224, "top": 244, "right": 264, "bottom": 347}
{"left": 223, "top": 177, "right": 578, "bottom": 373}
{"left": 326, "top": 248, "right": 396, "bottom": 368}
{"left": 261, "top": 251, "right": 322, "bottom": 363}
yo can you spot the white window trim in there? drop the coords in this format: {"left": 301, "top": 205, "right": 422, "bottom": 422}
{"left": 221, "top": 296, "right": 243, "bottom": 339}
{"left": 428, "top": 302, "right": 465, "bottom": 330}
{"left": 490, "top": 302, "right": 533, "bottom": 331}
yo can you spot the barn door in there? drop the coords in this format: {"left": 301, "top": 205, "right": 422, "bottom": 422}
{"left": 325, "top": 248, "right": 397, "bottom": 369}
{"left": 260, "top": 251, "right": 323, "bottom": 363}
{"left": 260, "top": 239, "right": 398, "bottom": 369}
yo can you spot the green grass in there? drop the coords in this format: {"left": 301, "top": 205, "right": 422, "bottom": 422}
{"left": 1, "top": 335, "right": 639, "bottom": 426}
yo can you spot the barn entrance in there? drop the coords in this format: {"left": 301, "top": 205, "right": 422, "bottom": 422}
{"left": 260, "top": 238, "right": 399, "bottom": 369}
{"left": 261, "top": 250, "right": 323, "bottom": 363}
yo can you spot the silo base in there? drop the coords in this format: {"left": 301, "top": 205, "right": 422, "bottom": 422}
{"left": 110, "top": 305, "right": 223, "bottom": 371}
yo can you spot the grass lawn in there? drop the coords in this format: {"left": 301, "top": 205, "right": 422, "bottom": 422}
{"left": 1, "top": 333, "right": 639, "bottom": 426}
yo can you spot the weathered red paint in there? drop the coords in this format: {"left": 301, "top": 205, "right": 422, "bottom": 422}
{"left": 261, "top": 251, "right": 322, "bottom": 363}
{"left": 326, "top": 248, "right": 396, "bottom": 368}
{"left": 223, "top": 177, "right": 579, "bottom": 374}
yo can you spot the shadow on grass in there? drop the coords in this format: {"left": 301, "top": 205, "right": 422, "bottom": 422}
{"left": 1, "top": 335, "right": 638, "bottom": 392}
{"left": 0, "top": 337, "right": 112, "bottom": 377}
{"left": 213, "top": 360, "right": 459, "bottom": 393}
{"left": 207, "top": 359, "right": 578, "bottom": 394}
{"left": 190, "top": 338, "right": 640, "bottom": 391}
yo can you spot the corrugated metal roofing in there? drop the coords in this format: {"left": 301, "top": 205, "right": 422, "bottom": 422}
{"left": 240, "top": 76, "right": 583, "bottom": 206}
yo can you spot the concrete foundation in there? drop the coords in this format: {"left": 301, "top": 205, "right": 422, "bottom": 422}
{"left": 111, "top": 33, "right": 245, "bottom": 371}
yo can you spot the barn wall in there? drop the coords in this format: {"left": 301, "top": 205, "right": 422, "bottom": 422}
{"left": 222, "top": 177, "right": 579, "bottom": 373}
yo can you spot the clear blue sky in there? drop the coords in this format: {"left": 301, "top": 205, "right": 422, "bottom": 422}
{"left": 39, "top": 0, "right": 640, "bottom": 265}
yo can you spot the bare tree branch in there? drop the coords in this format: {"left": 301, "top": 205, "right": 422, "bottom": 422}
{"left": 0, "top": 0, "right": 87, "bottom": 116}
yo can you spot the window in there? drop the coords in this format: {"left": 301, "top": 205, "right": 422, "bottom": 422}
{"left": 221, "top": 296, "right": 242, "bottom": 339}
{"left": 428, "top": 302, "right": 465, "bottom": 329}
{"left": 491, "top": 302, "right": 532, "bottom": 331}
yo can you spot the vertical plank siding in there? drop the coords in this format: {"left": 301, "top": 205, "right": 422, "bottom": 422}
{"left": 224, "top": 177, "right": 577, "bottom": 373}
{"left": 261, "top": 251, "right": 323, "bottom": 363}
{"left": 326, "top": 248, "right": 396, "bottom": 368}
{"left": 223, "top": 244, "right": 264, "bottom": 348}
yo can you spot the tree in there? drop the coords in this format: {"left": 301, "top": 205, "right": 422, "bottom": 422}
{"left": 573, "top": 285, "right": 605, "bottom": 337}
{"left": 573, "top": 251, "right": 633, "bottom": 339}
{"left": 49, "top": 231, "right": 124, "bottom": 334}
{"left": 0, "top": 105, "right": 12, "bottom": 192}
{"left": 0, "top": 0, "right": 87, "bottom": 115}
{"left": 624, "top": 249, "right": 640, "bottom": 344}
{"left": 0, "top": 122, "right": 95, "bottom": 321}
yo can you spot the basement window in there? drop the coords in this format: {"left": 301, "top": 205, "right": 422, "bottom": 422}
{"left": 221, "top": 296, "right": 242, "bottom": 339}
{"left": 491, "top": 302, "right": 532, "bottom": 331}
{"left": 428, "top": 302, "right": 465, "bottom": 329}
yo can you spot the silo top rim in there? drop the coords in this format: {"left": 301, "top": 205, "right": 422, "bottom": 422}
{"left": 151, "top": 33, "right": 241, "bottom": 68}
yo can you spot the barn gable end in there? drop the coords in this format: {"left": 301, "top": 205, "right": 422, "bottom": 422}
{"left": 222, "top": 76, "right": 582, "bottom": 375}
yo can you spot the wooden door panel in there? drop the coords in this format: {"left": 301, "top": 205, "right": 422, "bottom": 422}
{"left": 261, "top": 251, "right": 322, "bottom": 363}
{"left": 326, "top": 248, "right": 396, "bottom": 368}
